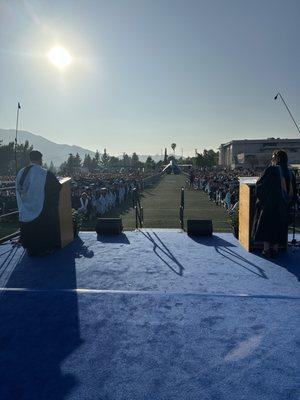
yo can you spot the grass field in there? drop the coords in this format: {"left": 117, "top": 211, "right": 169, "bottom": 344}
{"left": 2, "top": 173, "right": 299, "bottom": 237}
{"left": 104, "top": 174, "right": 231, "bottom": 231}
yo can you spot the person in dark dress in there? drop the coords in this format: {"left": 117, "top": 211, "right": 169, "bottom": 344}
{"left": 16, "top": 150, "right": 62, "bottom": 256}
{"left": 252, "top": 150, "right": 297, "bottom": 258}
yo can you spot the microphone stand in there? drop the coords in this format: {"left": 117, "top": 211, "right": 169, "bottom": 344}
{"left": 288, "top": 200, "right": 300, "bottom": 250}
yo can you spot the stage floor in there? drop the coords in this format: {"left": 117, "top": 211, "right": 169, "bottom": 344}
{"left": 0, "top": 230, "right": 299, "bottom": 400}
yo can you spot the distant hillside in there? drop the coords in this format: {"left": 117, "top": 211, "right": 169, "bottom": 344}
{"left": 0, "top": 129, "right": 95, "bottom": 166}
{"left": 0, "top": 128, "right": 181, "bottom": 167}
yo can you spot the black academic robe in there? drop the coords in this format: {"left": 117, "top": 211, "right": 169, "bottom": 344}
{"left": 252, "top": 166, "right": 297, "bottom": 245}
{"left": 20, "top": 172, "right": 61, "bottom": 255}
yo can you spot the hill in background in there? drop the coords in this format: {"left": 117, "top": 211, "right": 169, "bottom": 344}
{"left": 0, "top": 129, "right": 95, "bottom": 166}
{"left": 0, "top": 128, "right": 177, "bottom": 166}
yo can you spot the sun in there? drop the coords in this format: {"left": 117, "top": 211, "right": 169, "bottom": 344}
{"left": 47, "top": 46, "right": 72, "bottom": 70}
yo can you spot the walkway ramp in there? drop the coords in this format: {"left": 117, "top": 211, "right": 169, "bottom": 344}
{"left": 118, "top": 174, "right": 230, "bottom": 230}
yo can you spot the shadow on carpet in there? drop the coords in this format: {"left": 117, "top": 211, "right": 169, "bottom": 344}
{"left": 0, "top": 238, "right": 96, "bottom": 399}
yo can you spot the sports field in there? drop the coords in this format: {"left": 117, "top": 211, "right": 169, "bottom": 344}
{"left": 106, "top": 174, "right": 231, "bottom": 231}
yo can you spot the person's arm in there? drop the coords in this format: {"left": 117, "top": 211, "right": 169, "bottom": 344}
{"left": 44, "top": 171, "right": 62, "bottom": 207}
{"left": 291, "top": 172, "right": 299, "bottom": 204}
{"left": 255, "top": 166, "right": 273, "bottom": 202}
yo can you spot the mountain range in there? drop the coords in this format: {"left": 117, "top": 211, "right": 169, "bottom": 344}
{"left": 0, "top": 128, "right": 172, "bottom": 166}
{"left": 0, "top": 129, "right": 95, "bottom": 166}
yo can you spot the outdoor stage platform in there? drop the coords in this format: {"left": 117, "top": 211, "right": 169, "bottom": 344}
{"left": 0, "top": 230, "right": 299, "bottom": 400}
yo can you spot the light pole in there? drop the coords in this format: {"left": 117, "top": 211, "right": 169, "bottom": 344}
{"left": 274, "top": 92, "right": 300, "bottom": 135}
{"left": 15, "top": 102, "right": 21, "bottom": 173}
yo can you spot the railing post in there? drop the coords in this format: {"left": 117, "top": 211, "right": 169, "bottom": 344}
{"left": 135, "top": 206, "right": 138, "bottom": 229}
{"left": 181, "top": 186, "right": 185, "bottom": 209}
{"left": 132, "top": 188, "right": 136, "bottom": 208}
{"left": 180, "top": 207, "right": 184, "bottom": 230}
{"left": 180, "top": 187, "right": 185, "bottom": 229}
{"left": 133, "top": 186, "right": 144, "bottom": 229}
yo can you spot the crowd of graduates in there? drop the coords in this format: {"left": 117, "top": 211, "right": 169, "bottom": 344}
{"left": 0, "top": 176, "right": 17, "bottom": 215}
{"left": 191, "top": 167, "right": 258, "bottom": 213}
{"left": 68, "top": 169, "right": 162, "bottom": 219}
{"left": 2, "top": 163, "right": 299, "bottom": 225}
{"left": 0, "top": 169, "right": 162, "bottom": 219}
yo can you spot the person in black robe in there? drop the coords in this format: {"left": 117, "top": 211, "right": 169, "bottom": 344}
{"left": 252, "top": 150, "right": 297, "bottom": 258}
{"left": 16, "top": 150, "right": 62, "bottom": 256}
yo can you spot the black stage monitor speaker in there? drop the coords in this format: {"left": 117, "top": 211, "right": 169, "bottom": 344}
{"left": 187, "top": 219, "right": 213, "bottom": 236}
{"left": 95, "top": 218, "right": 123, "bottom": 235}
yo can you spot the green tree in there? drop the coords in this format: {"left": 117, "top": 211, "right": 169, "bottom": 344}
{"left": 204, "top": 149, "right": 218, "bottom": 167}
{"left": 74, "top": 153, "right": 82, "bottom": 169}
{"left": 145, "top": 156, "right": 155, "bottom": 170}
{"left": 59, "top": 161, "right": 66, "bottom": 174}
{"left": 132, "top": 152, "right": 139, "bottom": 167}
{"left": 49, "top": 161, "right": 56, "bottom": 173}
{"left": 108, "top": 156, "right": 120, "bottom": 167}
{"left": 101, "top": 148, "right": 110, "bottom": 167}
{"left": 83, "top": 154, "right": 93, "bottom": 171}
{"left": 0, "top": 140, "right": 33, "bottom": 174}
{"left": 195, "top": 153, "right": 204, "bottom": 167}
{"left": 64, "top": 153, "right": 75, "bottom": 175}
{"left": 94, "top": 150, "right": 100, "bottom": 169}
{"left": 122, "top": 153, "right": 130, "bottom": 167}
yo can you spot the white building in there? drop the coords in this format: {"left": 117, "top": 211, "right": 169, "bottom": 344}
{"left": 218, "top": 138, "right": 300, "bottom": 169}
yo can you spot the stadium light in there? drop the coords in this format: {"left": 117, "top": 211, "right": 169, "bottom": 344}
{"left": 274, "top": 92, "right": 300, "bottom": 135}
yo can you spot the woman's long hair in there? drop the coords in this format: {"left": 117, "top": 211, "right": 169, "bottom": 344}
{"left": 272, "top": 150, "right": 288, "bottom": 168}
{"left": 272, "top": 149, "right": 290, "bottom": 183}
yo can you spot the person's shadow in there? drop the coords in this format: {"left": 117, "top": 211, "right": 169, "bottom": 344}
{"left": 190, "top": 235, "right": 268, "bottom": 279}
{"left": 255, "top": 246, "right": 300, "bottom": 281}
{"left": 0, "top": 237, "right": 93, "bottom": 400}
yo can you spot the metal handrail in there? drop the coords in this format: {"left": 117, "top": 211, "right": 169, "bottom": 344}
{"left": 179, "top": 187, "right": 185, "bottom": 229}
{"left": 0, "top": 184, "right": 20, "bottom": 243}
{"left": 0, "top": 231, "right": 20, "bottom": 245}
{"left": 0, "top": 210, "right": 18, "bottom": 219}
{"left": 135, "top": 205, "right": 144, "bottom": 229}
{"left": 133, "top": 187, "right": 144, "bottom": 228}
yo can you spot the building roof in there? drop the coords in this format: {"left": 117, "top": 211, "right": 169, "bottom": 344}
{"left": 220, "top": 138, "right": 300, "bottom": 148}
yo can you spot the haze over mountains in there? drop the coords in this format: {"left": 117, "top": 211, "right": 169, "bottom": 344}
{"left": 0, "top": 129, "right": 95, "bottom": 166}
{"left": 0, "top": 129, "right": 167, "bottom": 166}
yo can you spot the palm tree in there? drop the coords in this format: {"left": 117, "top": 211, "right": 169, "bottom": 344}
{"left": 171, "top": 143, "right": 176, "bottom": 156}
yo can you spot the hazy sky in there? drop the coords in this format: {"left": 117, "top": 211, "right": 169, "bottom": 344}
{"left": 1, "top": 0, "right": 300, "bottom": 156}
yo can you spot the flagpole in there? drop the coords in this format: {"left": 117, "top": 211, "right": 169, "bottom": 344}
{"left": 15, "top": 102, "right": 21, "bottom": 174}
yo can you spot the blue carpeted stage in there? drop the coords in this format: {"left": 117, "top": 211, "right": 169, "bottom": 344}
{"left": 0, "top": 230, "right": 299, "bottom": 400}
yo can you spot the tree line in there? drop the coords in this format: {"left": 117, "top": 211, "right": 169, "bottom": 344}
{"left": 0, "top": 140, "right": 219, "bottom": 176}
{"left": 59, "top": 149, "right": 149, "bottom": 174}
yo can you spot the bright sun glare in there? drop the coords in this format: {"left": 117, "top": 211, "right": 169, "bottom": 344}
{"left": 47, "top": 46, "right": 72, "bottom": 70}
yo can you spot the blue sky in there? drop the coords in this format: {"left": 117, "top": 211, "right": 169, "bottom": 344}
{"left": 0, "top": 0, "right": 299, "bottom": 156}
